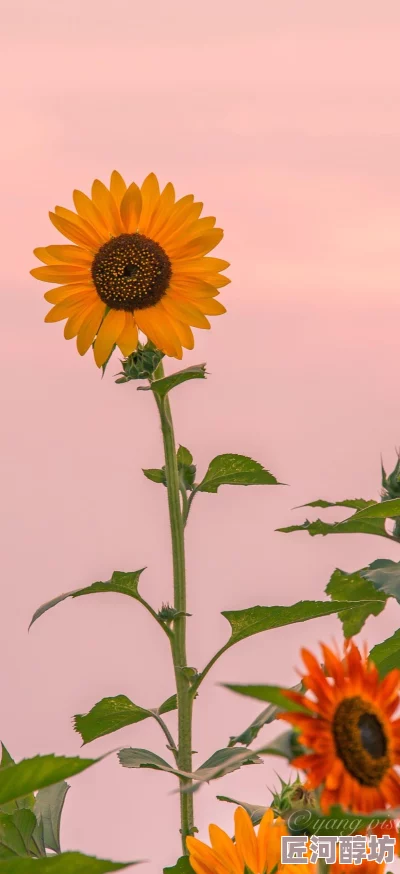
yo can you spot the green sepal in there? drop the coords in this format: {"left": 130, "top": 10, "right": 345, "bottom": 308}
{"left": 370, "top": 629, "right": 400, "bottom": 676}
{"left": 115, "top": 343, "right": 165, "bottom": 383}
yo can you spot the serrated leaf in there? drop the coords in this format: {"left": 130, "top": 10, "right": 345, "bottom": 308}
{"left": 163, "top": 857, "right": 192, "bottom": 874}
{"left": 29, "top": 570, "right": 145, "bottom": 629}
{"left": 278, "top": 515, "right": 390, "bottom": 539}
{"left": 177, "top": 446, "right": 193, "bottom": 466}
{"left": 195, "top": 748, "right": 262, "bottom": 778}
{"left": 119, "top": 745, "right": 265, "bottom": 783}
{"left": 223, "top": 684, "right": 309, "bottom": 712}
{"left": 0, "top": 751, "right": 13, "bottom": 771}
{"left": 0, "top": 756, "right": 99, "bottom": 806}
{"left": 370, "top": 630, "right": 400, "bottom": 677}
{"left": 298, "top": 499, "right": 376, "bottom": 511}
{"left": 361, "top": 559, "right": 400, "bottom": 602}
{"left": 326, "top": 568, "right": 387, "bottom": 637}
{"left": 34, "top": 783, "right": 69, "bottom": 854}
{"left": 0, "top": 853, "right": 139, "bottom": 872}
{"left": 217, "top": 795, "right": 267, "bottom": 826}
{"left": 350, "top": 498, "right": 400, "bottom": 519}
{"left": 196, "top": 454, "right": 279, "bottom": 493}
{"left": 142, "top": 468, "right": 166, "bottom": 485}
{"left": 118, "top": 749, "right": 176, "bottom": 774}
{"left": 228, "top": 684, "right": 303, "bottom": 747}
{"left": 138, "top": 364, "right": 206, "bottom": 398}
{"left": 74, "top": 695, "right": 174, "bottom": 745}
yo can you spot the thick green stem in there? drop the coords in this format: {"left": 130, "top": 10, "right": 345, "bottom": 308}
{"left": 153, "top": 362, "right": 194, "bottom": 853}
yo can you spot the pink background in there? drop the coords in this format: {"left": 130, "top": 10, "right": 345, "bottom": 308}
{"left": 2, "top": 0, "right": 400, "bottom": 869}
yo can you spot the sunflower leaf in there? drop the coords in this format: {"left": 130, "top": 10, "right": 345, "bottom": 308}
{"left": 34, "top": 783, "right": 69, "bottom": 854}
{"left": 360, "top": 559, "right": 400, "bottom": 602}
{"left": 142, "top": 468, "right": 166, "bottom": 485}
{"left": 138, "top": 364, "right": 206, "bottom": 398}
{"left": 325, "top": 568, "right": 388, "bottom": 637}
{"left": 350, "top": 498, "right": 400, "bottom": 519}
{"left": 370, "top": 629, "right": 400, "bottom": 676}
{"left": 228, "top": 684, "right": 303, "bottom": 746}
{"left": 222, "top": 683, "right": 308, "bottom": 712}
{"left": 196, "top": 454, "right": 280, "bottom": 493}
{"left": 29, "top": 570, "right": 145, "bottom": 629}
{"left": 0, "top": 853, "right": 140, "bottom": 872}
{"left": 0, "top": 755, "right": 99, "bottom": 806}
{"left": 0, "top": 810, "right": 37, "bottom": 858}
{"left": 74, "top": 694, "right": 176, "bottom": 745}
{"left": 119, "top": 744, "right": 272, "bottom": 783}
{"left": 163, "top": 857, "right": 192, "bottom": 874}
{"left": 277, "top": 498, "right": 394, "bottom": 540}
{"left": 216, "top": 795, "right": 267, "bottom": 825}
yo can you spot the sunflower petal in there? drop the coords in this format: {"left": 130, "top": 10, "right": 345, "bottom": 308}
{"left": 234, "top": 807, "right": 258, "bottom": 874}
{"left": 91, "top": 179, "right": 123, "bottom": 236}
{"left": 42, "top": 245, "right": 93, "bottom": 266}
{"left": 49, "top": 211, "right": 99, "bottom": 251}
{"left": 171, "top": 229, "right": 224, "bottom": 261}
{"left": 76, "top": 301, "right": 106, "bottom": 356}
{"left": 120, "top": 182, "right": 142, "bottom": 233}
{"left": 72, "top": 190, "right": 110, "bottom": 239}
{"left": 117, "top": 312, "right": 139, "bottom": 356}
{"left": 138, "top": 172, "right": 160, "bottom": 234}
{"left": 31, "top": 265, "right": 90, "bottom": 283}
{"left": 44, "top": 283, "right": 95, "bottom": 304}
{"left": 161, "top": 296, "right": 211, "bottom": 329}
{"left": 110, "top": 170, "right": 127, "bottom": 207}
{"left": 93, "top": 309, "right": 126, "bottom": 366}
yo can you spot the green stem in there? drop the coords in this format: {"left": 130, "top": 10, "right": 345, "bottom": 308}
{"left": 153, "top": 361, "right": 194, "bottom": 853}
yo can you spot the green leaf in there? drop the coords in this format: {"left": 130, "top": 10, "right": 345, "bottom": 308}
{"left": 350, "top": 498, "right": 400, "bottom": 520}
{"left": 326, "top": 568, "right": 387, "bottom": 637}
{"left": 118, "top": 746, "right": 263, "bottom": 782}
{"left": 163, "top": 857, "right": 192, "bottom": 874}
{"left": 370, "top": 630, "right": 400, "bottom": 677}
{"left": 361, "top": 559, "right": 400, "bottom": 602}
{"left": 142, "top": 468, "right": 166, "bottom": 485}
{"left": 0, "top": 853, "right": 139, "bottom": 872}
{"left": 117, "top": 749, "right": 175, "bottom": 774}
{"left": 228, "top": 684, "right": 303, "bottom": 746}
{"left": 297, "top": 499, "right": 376, "bottom": 511}
{"left": 195, "top": 748, "right": 262, "bottom": 778}
{"left": 158, "top": 695, "right": 177, "bottom": 715}
{"left": 222, "top": 599, "right": 377, "bottom": 647}
{"left": 0, "top": 756, "right": 99, "bottom": 806}
{"left": 278, "top": 515, "right": 390, "bottom": 539}
{"left": 223, "top": 683, "right": 308, "bottom": 712}
{"left": 138, "top": 364, "right": 206, "bottom": 398}
{"left": 0, "top": 810, "right": 37, "bottom": 858}
{"left": 74, "top": 695, "right": 173, "bottom": 745}
{"left": 0, "top": 751, "right": 13, "bottom": 771}
{"left": 216, "top": 795, "right": 267, "bottom": 826}
{"left": 196, "top": 454, "right": 280, "bottom": 493}
{"left": 177, "top": 446, "right": 193, "bottom": 466}
{"left": 30, "top": 570, "right": 145, "bottom": 629}
{"left": 34, "top": 783, "right": 69, "bottom": 854}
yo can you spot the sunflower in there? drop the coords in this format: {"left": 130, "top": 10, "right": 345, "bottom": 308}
{"left": 186, "top": 806, "right": 316, "bottom": 874}
{"left": 31, "top": 172, "right": 229, "bottom": 367}
{"left": 278, "top": 640, "right": 400, "bottom": 813}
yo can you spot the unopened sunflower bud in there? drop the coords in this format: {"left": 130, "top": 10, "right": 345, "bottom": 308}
{"left": 116, "top": 343, "right": 165, "bottom": 382}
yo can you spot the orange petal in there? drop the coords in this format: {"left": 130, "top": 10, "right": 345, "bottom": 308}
{"left": 172, "top": 229, "right": 224, "bottom": 261}
{"left": 173, "top": 256, "right": 230, "bottom": 276}
{"left": 171, "top": 318, "right": 194, "bottom": 350}
{"left": 41, "top": 245, "right": 93, "bottom": 266}
{"left": 110, "top": 170, "right": 127, "bottom": 207}
{"left": 194, "top": 297, "right": 226, "bottom": 316}
{"left": 209, "top": 824, "right": 242, "bottom": 873}
{"left": 44, "top": 283, "right": 95, "bottom": 303}
{"left": 234, "top": 807, "right": 258, "bottom": 874}
{"left": 91, "top": 179, "right": 123, "bottom": 236}
{"left": 49, "top": 211, "right": 99, "bottom": 251}
{"left": 93, "top": 309, "right": 126, "bottom": 366}
{"left": 64, "top": 302, "right": 95, "bottom": 339}
{"left": 72, "top": 190, "right": 110, "bottom": 239}
{"left": 45, "top": 294, "right": 93, "bottom": 322}
{"left": 161, "top": 295, "right": 211, "bottom": 329}
{"left": 134, "top": 305, "right": 182, "bottom": 358}
{"left": 120, "top": 182, "right": 142, "bottom": 233}
{"left": 31, "top": 265, "right": 90, "bottom": 283}
{"left": 117, "top": 313, "right": 139, "bottom": 356}
{"left": 138, "top": 172, "right": 161, "bottom": 234}
{"left": 76, "top": 301, "right": 106, "bottom": 356}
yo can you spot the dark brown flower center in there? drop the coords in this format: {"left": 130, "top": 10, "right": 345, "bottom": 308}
{"left": 91, "top": 233, "right": 172, "bottom": 311}
{"left": 333, "top": 696, "right": 389, "bottom": 787}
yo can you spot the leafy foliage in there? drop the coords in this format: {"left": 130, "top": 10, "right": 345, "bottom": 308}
{"left": 196, "top": 455, "right": 279, "bottom": 493}
{"left": 0, "top": 756, "right": 99, "bottom": 807}
{"left": 138, "top": 364, "right": 206, "bottom": 398}
{"left": 370, "top": 630, "right": 400, "bottom": 676}
{"left": 325, "top": 568, "right": 387, "bottom": 636}
{"left": 228, "top": 685, "right": 303, "bottom": 746}
{"left": 361, "top": 559, "right": 400, "bottom": 602}
{"left": 30, "top": 571, "right": 146, "bottom": 629}
{"left": 75, "top": 696, "right": 157, "bottom": 745}
{"left": 0, "top": 854, "right": 138, "bottom": 872}
{"left": 117, "top": 746, "right": 262, "bottom": 782}
{"left": 163, "top": 857, "right": 192, "bottom": 874}
{"left": 223, "top": 683, "right": 308, "bottom": 712}
{"left": 34, "top": 784, "right": 69, "bottom": 854}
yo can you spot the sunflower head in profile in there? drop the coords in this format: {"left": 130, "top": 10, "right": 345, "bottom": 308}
{"left": 31, "top": 172, "right": 229, "bottom": 367}
{"left": 186, "top": 806, "right": 316, "bottom": 874}
{"left": 278, "top": 640, "right": 400, "bottom": 813}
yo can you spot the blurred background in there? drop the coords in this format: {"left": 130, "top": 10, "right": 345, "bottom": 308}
{"left": 1, "top": 0, "right": 400, "bottom": 869}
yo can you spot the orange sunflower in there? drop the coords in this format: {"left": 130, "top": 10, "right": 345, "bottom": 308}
{"left": 31, "top": 172, "right": 229, "bottom": 366}
{"left": 278, "top": 640, "right": 400, "bottom": 813}
{"left": 186, "top": 806, "right": 316, "bottom": 874}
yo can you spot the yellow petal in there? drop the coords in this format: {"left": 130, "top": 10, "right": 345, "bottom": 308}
{"left": 209, "top": 824, "right": 242, "bottom": 874}
{"left": 117, "top": 313, "right": 139, "bottom": 356}
{"left": 187, "top": 857, "right": 215, "bottom": 874}
{"left": 45, "top": 294, "right": 93, "bottom": 322}
{"left": 54, "top": 206, "right": 104, "bottom": 246}
{"left": 134, "top": 305, "right": 182, "bottom": 358}
{"left": 212, "top": 274, "right": 231, "bottom": 288}
{"left": 91, "top": 179, "right": 123, "bottom": 236}
{"left": 169, "top": 279, "right": 219, "bottom": 299}
{"left": 257, "top": 808, "right": 275, "bottom": 874}
{"left": 234, "top": 807, "right": 258, "bottom": 874}
{"left": 93, "top": 309, "right": 126, "bottom": 367}
{"left": 44, "top": 283, "right": 95, "bottom": 303}
{"left": 146, "top": 182, "right": 176, "bottom": 239}
{"left": 64, "top": 302, "right": 95, "bottom": 339}
{"left": 72, "top": 190, "right": 110, "bottom": 239}
{"left": 186, "top": 838, "right": 227, "bottom": 874}
{"left": 33, "top": 247, "right": 63, "bottom": 265}
{"left": 138, "top": 172, "right": 160, "bottom": 234}
{"left": 42, "top": 245, "right": 93, "bottom": 266}
{"left": 49, "top": 212, "right": 99, "bottom": 251}
{"left": 173, "top": 256, "right": 230, "bottom": 276}
{"left": 171, "top": 318, "right": 194, "bottom": 350}
{"left": 76, "top": 301, "right": 106, "bottom": 356}
{"left": 166, "top": 217, "right": 217, "bottom": 256}
{"left": 120, "top": 182, "right": 142, "bottom": 233}
{"left": 110, "top": 170, "right": 127, "bottom": 207}
{"left": 172, "top": 229, "right": 224, "bottom": 261}
{"left": 31, "top": 265, "right": 91, "bottom": 283}
{"left": 192, "top": 297, "right": 226, "bottom": 316}
{"left": 160, "top": 202, "right": 203, "bottom": 248}
{"left": 161, "top": 296, "right": 210, "bottom": 329}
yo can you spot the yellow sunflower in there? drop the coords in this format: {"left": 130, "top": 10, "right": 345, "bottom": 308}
{"left": 186, "top": 806, "right": 316, "bottom": 874}
{"left": 31, "top": 171, "right": 229, "bottom": 367}
{"left": 278, "top": 640, "right": 400, "bottom": 813}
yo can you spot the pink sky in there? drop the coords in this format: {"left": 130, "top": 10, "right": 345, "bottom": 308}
{"left": 2, "top": 0, "right": 400, "bottom": 870}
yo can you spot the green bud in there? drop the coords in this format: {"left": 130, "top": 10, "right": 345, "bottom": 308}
{"left": 115, "top": 342, "right": 165, "bottom": 383}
